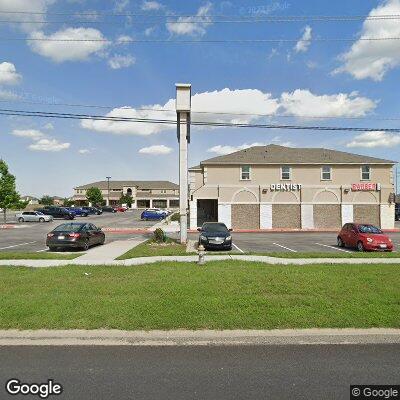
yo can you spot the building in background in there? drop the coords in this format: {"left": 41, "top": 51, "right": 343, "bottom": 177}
{"left": 189, "top": 145, "right": 397, "bottom": 230}
{"left": 21, "top": 195, "right": 39, "bottom": 205}
{"left": 73, "top": 180, "right": 179, "bottom": 209}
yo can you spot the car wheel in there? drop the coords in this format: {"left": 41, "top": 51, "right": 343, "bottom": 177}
{"left": 82, "top": 240, "right": 90, "bottom": 251}
{"left": 357, "top": 241, "right": 365, "bottom": 252}
{"left": 337, "top": 237, "right": 344, "bottom": 247}
{"left": 39, "top": 217, "right": 45, "bottom": 223}
{"left": 18, "top": 217, "right": 24, "bottom": 223}
{"left": 48, "top": 246, "right": 57, "bottom": 252}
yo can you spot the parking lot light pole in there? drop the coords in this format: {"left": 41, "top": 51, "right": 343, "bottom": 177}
{"left": 106, "top": 176, "right": 111, "bottom": 206}
{"left": 176, "top": 83, "right": 191, "bottom": 244}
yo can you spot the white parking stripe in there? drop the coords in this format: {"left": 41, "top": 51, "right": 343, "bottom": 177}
{"left": 273, "top": 243, "right": 297, "bottom": 252}
{"left": 315, "top": 243, "right": 351, "bottom": 253}
{"left": 35, "top": 249, "right": 48, "bottom": 253}
{"left": 232, "top": 243, "right": 244, "bottom": 253}
{"left": 0, "top": 241, "right": 37, "bottom": 250}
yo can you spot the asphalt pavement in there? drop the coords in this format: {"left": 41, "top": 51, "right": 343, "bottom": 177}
{"left": 1, "top": 344, "right": 399, "bottom": 399}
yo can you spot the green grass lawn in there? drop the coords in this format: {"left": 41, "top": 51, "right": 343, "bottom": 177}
{"left": 0, "top": 252, "right": 82, "bottom": 260}
{"left": 0, "top": 261, "right": 399, "bottom": 330}
{"left": 117, "top": 238, "right": 190, "bottom": 259}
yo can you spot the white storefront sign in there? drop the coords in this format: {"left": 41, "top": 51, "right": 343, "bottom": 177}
{"left": 270, "top": 183, "right": 302, "bottom": 191}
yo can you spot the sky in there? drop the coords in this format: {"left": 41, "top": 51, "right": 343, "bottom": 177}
{"left": 0, "top": 0, "right": 400, "bottom": 197}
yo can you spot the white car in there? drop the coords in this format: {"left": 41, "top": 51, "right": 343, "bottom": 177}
{"left": 16, "top": 211, "right": 53, "bottom": 223}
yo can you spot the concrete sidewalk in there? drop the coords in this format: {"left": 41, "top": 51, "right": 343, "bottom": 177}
{"left": 1, "top": 254, "right": 400, "bottom": 267}
{"left": 0, "top": 328, "right": 399, "bottom": 346}
{"left": 77, "top": 238, "right": 145, "bottom": 261}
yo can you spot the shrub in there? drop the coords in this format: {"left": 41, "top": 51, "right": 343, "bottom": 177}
{"left": 171, "top": 213, "right": 180, "bottom": 222}
{"left": 153, "top": 228, "right": 166, "bottom": 243}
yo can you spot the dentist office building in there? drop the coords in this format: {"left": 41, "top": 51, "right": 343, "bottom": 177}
{"left": 188, "top": 145, "right": 397, "bottom": 230}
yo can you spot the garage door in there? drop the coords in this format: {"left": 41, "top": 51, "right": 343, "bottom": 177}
{"left": 232, "top": 204, "right": 260, "bottom": 230}
{"left": 354, "top": 205, "right": 380, "bottom": 226}
{"left": 314, "top": 205, "right": 341, "bottom": 229}
{"left": 272, "top": 205, "right": 301, "bottom": 229}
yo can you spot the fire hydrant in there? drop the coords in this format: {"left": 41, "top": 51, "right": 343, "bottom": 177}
{"left": 198, "top": 244, "right": 206, "bottom": 265}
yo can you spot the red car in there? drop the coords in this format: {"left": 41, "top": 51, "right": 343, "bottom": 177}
{"left": 114, "top": 206, "right": 128, "bottom": 212}
{"left": 337, "top": 223, "right": 393, "bottom": 252}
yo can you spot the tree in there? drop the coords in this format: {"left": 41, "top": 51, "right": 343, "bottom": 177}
{"left": 0, "top": 160, "right": 24, "bottom": 223}
{"left": 86, "top": 187, "right": 104, "bottom": 206}
{"left": 40, "top": 195, "right": 54, "bottom": 206}
{"left": 120, "top": 194, "right": 132, "bottom": 208}
{"left": 63, "top": 198, "right": 75, "bottom": 207}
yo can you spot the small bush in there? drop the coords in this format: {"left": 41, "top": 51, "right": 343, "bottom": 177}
{"left": 153, "top": 228, "right": 166, "bottom": 243}
{"left": 171, "top": 213, "right": 180, "bottom": 222}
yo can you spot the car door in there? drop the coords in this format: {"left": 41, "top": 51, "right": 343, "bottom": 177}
{"left": 347, "top": 224, "right": 358, "bottom": 247}
{"left": 23, "top": 212, "right": 32, "bottom": 222}
{"left": 341, "top": 224, "right": 349, "bottom": 245}
{"left": 91, "top": 224, "right": 103, "bottom": 244}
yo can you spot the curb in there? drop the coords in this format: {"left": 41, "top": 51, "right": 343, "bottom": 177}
{"left": 0, "top": 329, "right": 399, "bottom": 346}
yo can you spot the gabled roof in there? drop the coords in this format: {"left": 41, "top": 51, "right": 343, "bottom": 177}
{"left": 199, "top": 144, "right": 396, "bottom": 165}
{"left": 75, "top": 180, "right": 179, "bottom": 190}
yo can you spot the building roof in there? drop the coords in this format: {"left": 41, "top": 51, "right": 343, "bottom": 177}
{"left": 197, "top": 144, "right": 396, "bottom": 166}
{"left": 75, "top": 180, "right": 179, "bottom": 190}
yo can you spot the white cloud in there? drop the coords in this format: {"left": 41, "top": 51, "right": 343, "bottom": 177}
{"left": 166, "top": 2, "right": 212, "bottom": 36}
{"left": 78, "top": 149, "right": 90, "bottom": 154}
{"left": 294, "top": 25, "right": 312, "bottom": 53}
{"left": 0, "top": 89, "right": 19, "bottom": 100}
{"left": 114, "top": 0, "right": 129, "bottom": 12}
{"left": 144, "top": 26, "right": 156, "bottom": 36}
{"left": 334, "top": 0, "right": 400, "bottom": 81}
{"left": 43, "top": 122, "right": 54, "bottom": 130}
{"left": 346, "top": 131, "right": 400, "bottom": 148}
{"left": 142, "top": 1, "right": 163, "bottom": 10}
{"left": 108, "top": 54, "right": 136, "bottom": 69}
{"left": 139, "top": 145, "right": 173, "bottom": 155}
{"left": 28, "top": 27, "right": 108, "bottom": 62}
{"left": 80, "top": 88, "right": 280, "bottom": 136}
{"left": 207, "top": 142, "right": 267, "bottom": 155}
{"left": 116, "top": 35, "right": 134, "bottom": 45}
{"left": 11, "top": 129, "right": 45, "bottom": 140}
{"left": 0, "top": 62, "right": 22, "bottom": 85}
{"left": 279, "top": 89, "right": 376, "bottom": 118}
{"left": 29, "top": 138, "right": 70, "bottom": 152}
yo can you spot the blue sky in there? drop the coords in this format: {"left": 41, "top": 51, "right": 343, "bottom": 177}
{"left": 0, "top": 0, "right": 400, "bottom": 197}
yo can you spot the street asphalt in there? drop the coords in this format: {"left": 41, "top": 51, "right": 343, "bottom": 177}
{"left": 1, "top": 344, "right": 399, "bottom": 399}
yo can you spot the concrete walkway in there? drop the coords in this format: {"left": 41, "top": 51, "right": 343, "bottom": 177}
{"left": 0, "top": 328, "right": 399, "bottom": 346}
{"left": 76, "top": 238, "right": 145, "bottom": 262}
{"left": 1, "top": 254, "right": 400, "bottom": 267}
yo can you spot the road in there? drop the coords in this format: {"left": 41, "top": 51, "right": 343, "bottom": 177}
{"left": 0, "top": 344, "right": 399, "bottom": 399}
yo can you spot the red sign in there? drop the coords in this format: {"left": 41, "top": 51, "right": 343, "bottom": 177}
{"left": 351, "top": 183, "right": 378, "bottom": 191}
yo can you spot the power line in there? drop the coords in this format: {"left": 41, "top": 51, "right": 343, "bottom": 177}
{"left": 2, "top": 108, "right": 400, "bottom": 133}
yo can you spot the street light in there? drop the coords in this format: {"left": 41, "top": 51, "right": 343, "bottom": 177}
{"left": 106, "top": 176, "right": 111, "bottom": 206}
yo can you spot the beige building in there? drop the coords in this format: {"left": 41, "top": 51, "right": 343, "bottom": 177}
{"left": 73, "top": 180, "right": 179, "bottom": 209}
{"left": 189, "top": 145, "right": 397, "bottom": 230}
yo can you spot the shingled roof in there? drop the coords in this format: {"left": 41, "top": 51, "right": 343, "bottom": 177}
{"left": 198, "top": 145, "right": 396, "bottom": 166}
{"left": 75, "top": 180, "right": 179, "bottom": 190}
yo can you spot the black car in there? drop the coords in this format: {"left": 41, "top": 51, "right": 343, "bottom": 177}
{"left": 101, "top": 206, "right": 116, "bottom": 213}
{"left": 198, "top": 222, "right": 232, "bottom": 250}
{"left": 82, "top": 206, "right": 103, "bottom": 215}
{"left": 37, "top": 206, "right": 75, "bottom": 220}
{"left": 46, "top": 222, "right": 105, "bottom": 251}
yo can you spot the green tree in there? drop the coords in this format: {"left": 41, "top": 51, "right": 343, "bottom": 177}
{"left": 40, "top": 195, "right": 54, "bottom": 206}
{"left": 0, "top": 160, "right": 24, "bottom": 223}
{"left": 63, "top": 198, "right": 75, "bottom": 207}
{"left": 120, "top": 194, "right": 132, "bottom": 208}
{"left": 86, "top": 187, "right": 104, "bottom": 206}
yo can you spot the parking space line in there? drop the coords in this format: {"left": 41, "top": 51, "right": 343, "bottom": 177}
{"left": 232, "top": 243, "right": 244, "bottom": 253}
{"left": 0, "top": 241, "right": 37, "bottom": 250}
{"left": 273, "top": 243, "right": 297, "bottom": 252}
{"left": 35, "top": 249, "right": 48, "bottom": 253}
{"left": 315, "top": 243, "right": 351, "bottom": 253}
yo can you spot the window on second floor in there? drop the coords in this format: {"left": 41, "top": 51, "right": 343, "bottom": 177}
{"left": 361, "top": 165, "right": 371, "bottom": 180}
{"left": 281, "top": 166, "right": 291, "bottom": 180}
{"left": 321, "top": 165, "right": 332, "bottom": 180}
{"left": 240, "top": 165, "right": 251, "bottom": 180}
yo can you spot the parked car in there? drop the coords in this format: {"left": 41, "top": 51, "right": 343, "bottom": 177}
{"left": 46, "top": 222, "right": 105, "bottom": 251}
{"left": 101, "top": 206, "right": 116, "bottom": 213}
{"left": 82, "top": 206, "right": 102, "bottom": 215}
{"left": 146, "top": 208, "right": 168, "bottom": 217}
{"left": 141, "top": 209, "right": 166, "bottom": 221}
{"left": 37, "top": 207, "right": 75, "bottom": 220}
{"left": 198, "top": 222, "right": 232, "bottom": 251}
{"left": 15, "top": 211, "right": 53, "bottom": 223}
{"left": 114, "top": 206, "right": 128, "bottom": 212}
{"left": 337, "top": 223, "right": 393, "bottom": 252}
{"left": 64, "top": 207, "right": 88, "bottom": 217}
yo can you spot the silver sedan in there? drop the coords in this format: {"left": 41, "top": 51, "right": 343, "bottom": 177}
{"left": 16, "top": 211, "right": 53, "bottom": 223}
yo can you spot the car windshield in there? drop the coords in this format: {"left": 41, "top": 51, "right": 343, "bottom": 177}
{"left": 358, "top": 225, "right": 382, "bottom": 234}
{"left": 202, "top": 223, "right": 228, "bottom": 233}
{"left": 36, "top": 212, "right": 44, "bottom": 215}
{"left": 53, "top": 223, "right": 84, "bottom": 232}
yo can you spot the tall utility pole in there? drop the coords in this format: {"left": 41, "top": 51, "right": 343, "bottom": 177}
{"left": 106, "top": 176, "right": 111, "bottom": 206}
{"left": 176, "top": 83, "right": 191, "bottom": 244}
